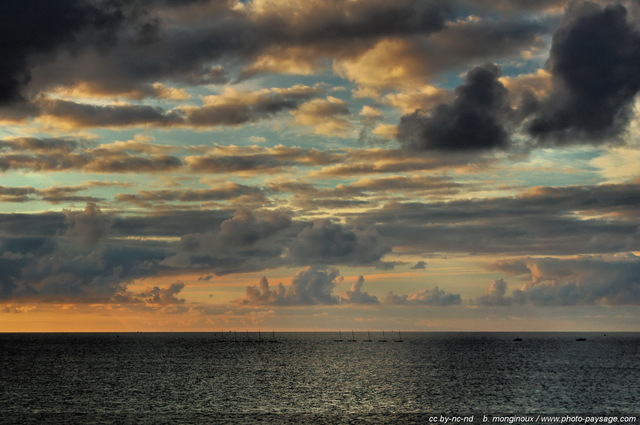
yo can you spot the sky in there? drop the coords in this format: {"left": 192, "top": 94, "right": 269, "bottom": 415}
{"left": 1, "top": 0, "right": 640, "bottom": 332}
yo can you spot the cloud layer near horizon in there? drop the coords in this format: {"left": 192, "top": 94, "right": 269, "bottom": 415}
{"left": 1, "top": 0, "right": 640, "bottom": 328}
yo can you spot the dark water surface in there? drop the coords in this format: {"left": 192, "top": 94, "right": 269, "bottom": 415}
{"left": 1, "top": 332, "right": 638, "bottom": 424}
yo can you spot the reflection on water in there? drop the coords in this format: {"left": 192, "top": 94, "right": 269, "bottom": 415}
{"left": 1, "top": 332, "right": 638, "bottom": 424}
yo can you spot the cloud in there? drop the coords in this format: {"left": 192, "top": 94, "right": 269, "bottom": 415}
{"left": 488, "top": 253, "right": 640, "bottom": 306}
{"left": 238, "top": 266, "right": 341, "bottom": 306}
{"left": 135, "top": 281, "right": 186, "bottom": 305}
{"left": 186, "top": 144, "right": 340, "bottom": 175}
{"left": 63, "top": 203, "right": 112, "bottom": 246}
{"left": 385, "top": 286, "right": 462, "bottom": 306}
{"left": 32, "top": 85, "right": 325, "bottom": 129}
{"left": 527, "top": 2, "right": 640, "bottom": 143}
{"left": 334, "top": 14, "right": 549, "bottom": 94}
{"left": 342, "top": 275, "right": 380, "bottom": 304}
{"left": 0, "top": 0, "right": 129, "bottom": 104}
{"left": 384, "top": 85, "right": 453, "bottom": 114}
{"left": 0, "top": 137, "right": 79, "bottom": 153}
{"left": 0, "top": 186, "right": 38, "bottom": 203}
{"left": 36, "top": 98, "right": 184, "bottom": 128}
{"left": 287, "top": 219, "right": 392, "bottom": 268}
{"left": 182, "top": 86, "right": 322, "bottom": 127}
{"left": 462, "top": 0, "right": 569, "bottom": 13}
{"left": 238, "top": 267, "right": 466, "bottom": 307}
{"left": 354, "top": 182, "right": 640, "bottom": 256}
{"left": 48, "top": 81, "right": 191, "bottom": 101}
{"left": 291, "top": 96, "right": 352, "bottom": 136}
{"left": 115, "top": 183, "right": 265, "bottom": 207}
{"left": 0, "top": 204, "right": 166, "bottom": 302}
{"left": 311, "top": 148, "right": 486, "bottom": 177}
{"left": 475, "top": 278, "right": 519, "bottom": 306}
{"left": 397, "top": 63, "right": 513, "bottom": 151}
{"left": 410, "top": 261, "right": 427, "bottom": 270}
{"left": 166, "top": 210, "right": 392, "bottom": 275}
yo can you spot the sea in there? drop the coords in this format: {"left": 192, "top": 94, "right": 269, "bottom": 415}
{"left": 1, "top": 332, "right": 638, "bottom": 425}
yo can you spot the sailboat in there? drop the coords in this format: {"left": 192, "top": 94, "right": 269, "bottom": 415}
{"left": 378, "top": 330, "right": 387, "bottom": 342}
{"left": 268, "top": 330, "right": 281, "bottom": 343}
{"left": 334, "top": 330, "right": 344, "bottom": 342}
{"left": 348, "top": 330, "right": 357, "bottom": 342}
{"left": 393, "top": 330, "right": 404, "bottom": 342}
{"left": 363, "top": 330, "right": 372, "bottom": 342}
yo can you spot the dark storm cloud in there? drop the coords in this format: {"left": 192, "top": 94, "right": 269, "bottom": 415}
{"left": 487, "top": 253, "right": 640, "bottom": 306}
{"left": 0, "top": 0, "right": 129, "bottom": 104}
{"left": 397, "top": 64, "right": 513, "bottom": 151}
{"left": 527, "top": 2, "right": 640, "bottom": 143}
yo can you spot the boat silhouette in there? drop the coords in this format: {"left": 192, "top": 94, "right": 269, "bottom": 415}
{"left": 363, "top": 330, "right": 372, "bottom": 342}
{"left": 378, "top": 330, "right": 387, "bottom": 342}
{"left": 348, "top": 330, "right": 357, "bottom": 342}
{"left": 268, "top": 330, "right": 281, "bottom": 343}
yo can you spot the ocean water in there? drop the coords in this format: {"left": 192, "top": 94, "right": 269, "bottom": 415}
{"left": 1, "top": 332, "right": 638, "bottom": 425}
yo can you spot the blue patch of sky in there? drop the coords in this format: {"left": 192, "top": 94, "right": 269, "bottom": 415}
{"left": 511, "top": 147, "right": 604, "bottom": 188}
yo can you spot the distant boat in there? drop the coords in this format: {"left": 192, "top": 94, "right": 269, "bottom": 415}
{"left": 256, "top": 330, "right": 266, "bottom": 343}
{"left": 334, "top": 330, "right": 344, "bottom": 342}
{"left": 363, "top": 330, "right": 372, "bottom": 342}
{"left": 513, "top": 337, "right": 522, "bottom": 342}
{"left": 576, "top": 337, "right": 587, "bottom": 341}
{"left": 243, "top": 330, "right": 252, "bottom": 343}
{"left": 378, "top": 330, "right": 387, "bottom": 342}
{"left": 215, "top": 331, "right": 226, "bottom": 343}
{"left": 268, "top": 330, "right": 281, "bottom": 343}
{"left": 393, "top": 330, "right": 404, "bottom": 342}
{"left": 348, "top": 330, "right": 357, "bottom": 342}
